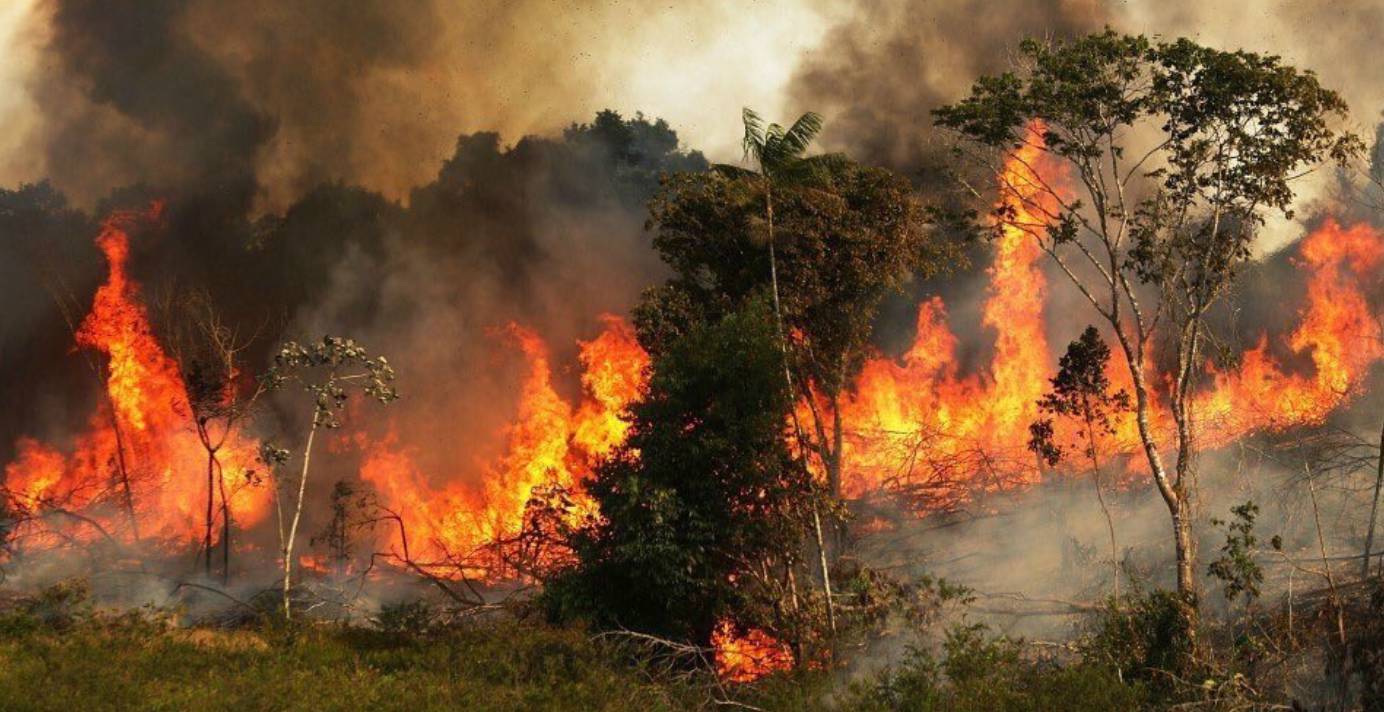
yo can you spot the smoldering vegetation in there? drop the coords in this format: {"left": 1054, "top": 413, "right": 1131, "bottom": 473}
{"left": 0, "top": 1, "right": 1383, "bottom": 709}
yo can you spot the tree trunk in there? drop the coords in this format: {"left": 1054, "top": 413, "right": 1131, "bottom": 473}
{"left": 1115, "top": 332, "right": 1198, "bottom": 608}
{"left": 1362, "top": 416, "right": 1384, "bottom": 579}
{"left": 811, "top": 504, "right": 836, "bottom": 635}
{"left": 282, "top": 415, "right": 319, "bottom": 621}
{"left": 828, "top": 392, "right": 844, "bottom": 499}
{"left": 1172, "top": 502, "right": 1196, "bottom": 599}
{"left": 217, "top": 457, "right": 231, "bottom": 584}
{"left": 1083, "top": 409, "right": 1119, "bottom": 603}
{"left": 204, "top": 440, "right": 215, "bottom": 578}
{"left": 765, "top": 182, "right": 839, "bottom": 637}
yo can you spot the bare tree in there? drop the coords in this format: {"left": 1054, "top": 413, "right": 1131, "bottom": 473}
{"left": 262, "top": 336, "right": 397, "bottom": 620}
{"left": 159, "top": 288, "right": 265, "bottom": 581}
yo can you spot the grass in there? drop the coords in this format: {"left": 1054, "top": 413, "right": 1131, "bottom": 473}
{"left": 6, "top": 581, "right": 1356, "bottom": 710}
{"left": 0, "top": 612, "right": 699, "bottom": 711}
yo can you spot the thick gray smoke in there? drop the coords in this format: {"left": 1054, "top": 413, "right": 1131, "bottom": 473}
{"left": 789, "top": 0, "right": 1106, "bottom": 178}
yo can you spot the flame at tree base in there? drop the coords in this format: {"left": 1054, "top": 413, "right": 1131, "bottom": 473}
{"left": 712, "top": 621, "right": 795, "bottom": 682}
{"left": 3, "top": 205, "right": 271, "bottom": 550}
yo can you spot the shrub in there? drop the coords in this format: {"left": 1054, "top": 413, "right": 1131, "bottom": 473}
{"left": 846, "top": 624, "right": 1142, "bottom": 711}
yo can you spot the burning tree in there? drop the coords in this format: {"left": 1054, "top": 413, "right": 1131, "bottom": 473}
{"left": 935, "top": 31, "right": 1361, "bottom": 612}
{"left": 159, "top": 288, "right": 266, "bottom": 581}
{"left": 263, "top": 336, "right": 398, "bottom": 620}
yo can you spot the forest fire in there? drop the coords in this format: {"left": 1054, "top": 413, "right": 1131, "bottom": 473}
{"left": 826, "top": 129, "right": 1063, "bottom": 500}
{"left": 820, "top": 145, "right": 1384, "bottom": 504}
{"left": 358, "top": 316, "right": 649, "bottom": 575}
{"left": 3, "top": 129, "right": 1377, "bottom": 591}
{"left": 3, "top": 206, "right": 272, "bottom": 549}
{"left": 6, "top": 2, "right": 1384, "bottom": 704}
{"left": 3, "top": 133, "right": 1376, "bottom": 591}
{"left": 712, "top": 621, "right": 796, "bottom": 683}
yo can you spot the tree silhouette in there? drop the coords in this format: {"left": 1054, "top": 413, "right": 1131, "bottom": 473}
{"left": 1029, "top": 326, "right": 1130, "bottom": 601}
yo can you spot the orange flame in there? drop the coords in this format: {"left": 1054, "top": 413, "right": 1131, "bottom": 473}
{"left": 712, "top": 620, "right": 794, "bottom": 682}
{"left": 826, "top": 132, "right": 1066, "bottom": 502}
{"left": 359, "top": 314, "right": 649, "bottom": 573}
{"left": 3, "top": 206, "right": 271, "bottom": 547}
{"left": 1196, "top": 218, "right": 1383, "bottom": 442}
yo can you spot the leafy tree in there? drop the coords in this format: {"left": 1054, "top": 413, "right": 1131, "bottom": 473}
{"left": 1028, "top": 326, "right": 1129, "bottom": 600}
{"left": 935, "top": 30, "right": 1361, "bottom": 607}
{"left": 262, "top": 336, "right": 397, "bottom": 620}
{"left": 725, "top": 109, "right": 827, "bottom": 358}
{"left": 546, "top": 301, "right": 814, "bottom": 650}
{"left": 645, "top": 146, "right": 960, "bottom": 498}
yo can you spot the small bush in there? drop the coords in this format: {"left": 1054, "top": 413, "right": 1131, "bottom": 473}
{"left": 846, "top": 623, "right": 1143, "bottom": 711}
{"left": 0, "top": 579, "right": 93, "bottom": 633}
{"left": 1081, "top": 588, "right": 1196, "bottom": 688}
{"left": 376, "top": 599, "right": 434, "bottom": 637}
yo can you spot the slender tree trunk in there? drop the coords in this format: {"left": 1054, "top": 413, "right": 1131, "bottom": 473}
{"left": 1083, "top": 409, "right": 1119, "bottom": 603}
{"left": 811, "top": 504, "right": 836, "bottom": 635}
{"left": 1362, "top": 417, "right": 1384, "bottom": 579}
{"left": 282, "top": 414, "right": 319, "bottom": 621}
{"left": 764, "top": 184, "right": 796, "bottom": 400}
{"left": 217, "top": 456, "right": 231, "bottom": 584}
{"left": 763, "top": 180, "right": 839, "bottom": 636}
{"left": 1172, "top": 502, "right": 1195, "bottom": 599}
{"left": 1114, "top": 331, "right": 1197, "bottom": 633}
{"left": 829, "top": 392, "right": 844, "bottom": 499}
{"left": 203, "top": 438, "right": 215, "bottom": 577}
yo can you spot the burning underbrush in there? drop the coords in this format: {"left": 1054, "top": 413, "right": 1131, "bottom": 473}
{"left": 0, "top": 60, "right": 1380, "bottom": 698}
{"left": 1, "top": 177, "right": 1378, "bottom": 682}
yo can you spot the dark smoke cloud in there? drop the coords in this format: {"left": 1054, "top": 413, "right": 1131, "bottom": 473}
{"left": 33, "top": 0, "right": 273, "bottom": 211}
{"left": 789, "top": 0, "right": 1106, "bottom": 179}
{"left": 17, "top": 0, "right": 756, "bottom": 213}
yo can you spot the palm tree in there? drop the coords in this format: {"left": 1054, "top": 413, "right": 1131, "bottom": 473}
{"left": 727, "top": 108, "right": 825, "bottom": 357}
{"left": 723, "top": 108, "right": 839, "bottom": 633}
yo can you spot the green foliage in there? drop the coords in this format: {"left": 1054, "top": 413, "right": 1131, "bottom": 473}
{"left": 544, "top": 301, "right": 812, "bottom": 647}
{"left": 264, "top": 336, "right": 399, "bottom": 428}
{"left": 0, "top": 580, "right": 94, "bottom": 635}
{"left": 935, "top": 29, "right": 1360, "bottom": 296}
{"left": 845, "top": 624, "right": 1143, "bottom": 711}
{"left": 1028, "top": 326, "right": 1129, "bottom": 467}
{"left": 737, "top": 108, "right": 828, "bottom": 181}
{"left": 644, "top": 154, "right": 959, "bottom": 391}
{"left": 1081, "top": 589, "right": 1197, "bottom": 688}
{"left": 1207, "top": 501, "right": 1265, "bottom": 605}
{"left": 0, "top": 615, "right": 695, "bottom": 711}
{"left": 375, "top": 599, "right": 435, "bottom": 638}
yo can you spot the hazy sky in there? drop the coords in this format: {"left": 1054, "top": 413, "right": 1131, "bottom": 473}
{"left": 0, "top": 0, "right": 1378, "bottom": 238}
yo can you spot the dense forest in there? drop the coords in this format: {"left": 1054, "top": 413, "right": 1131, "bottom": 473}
{"left": 2, "top": 8, "right": 1384, "bottom": 711}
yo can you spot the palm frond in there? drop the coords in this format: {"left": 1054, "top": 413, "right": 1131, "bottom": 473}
{"left": 780, "top": 112, "right": 824, "bottom": 158}
{"left": 777, "top": 152, "right": 849, "bottom": 187}
{"left": 741, "top": 107, "right": 767, "bottom": 165}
